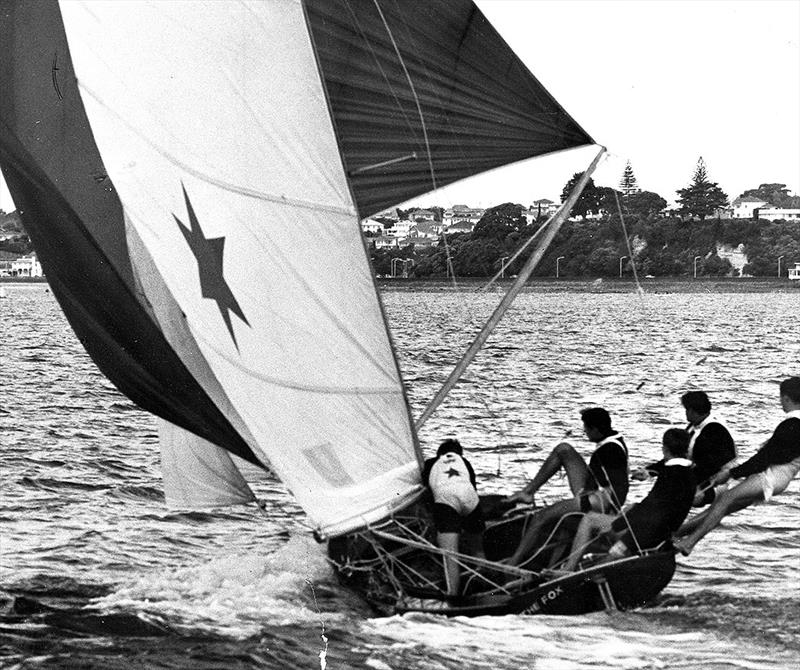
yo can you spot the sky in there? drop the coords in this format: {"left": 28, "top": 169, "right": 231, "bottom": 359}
{"left": 1, "top": 0, "right": 798, "bottom": 213}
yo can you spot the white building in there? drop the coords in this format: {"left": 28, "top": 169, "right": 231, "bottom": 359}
{"left": 442, "top": 204, "right": 484, "bottom": 229}
{"left": 788, "top": 263, "right": 800, "bottom": 281}
{"left": 388, "top": 219, "right": 417, "bottom": 238}
{"left": 373, "top": 207, "right": 399, "bottom": 221}
{"left": 526, "top": 199, "right": 559, "bottom": 222}
{"left": 360, "top": 218, "right": 384, "bottom": 235}
{"left": 409, "top": 208, "right": 436, "bottom": 222}
{"left": 754, "top": 207, "right": 800, "bottom": 222}
{"left": 373, "top": 235, "right": 399, "bottom": 249}
{"left": 413, "top": 221, "right": 440, "bottom": 239}
{"left": 10, "top": 253, "right": 43, "bottom": 277}
{"left": 731, "top": 196, "right": 769, "bottom": 219}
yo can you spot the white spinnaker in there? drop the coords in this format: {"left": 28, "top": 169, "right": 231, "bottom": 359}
{"left": 60, "top": 0, "right": 422, "bottom": 535}
{"left": 158, "top": 419, "right": 256, "bottom": 509}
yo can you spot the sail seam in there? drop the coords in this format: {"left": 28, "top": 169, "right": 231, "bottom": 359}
{"left": 173, "top": 323, "right": 403, "bottom": 395}
{"left": 76, "top": 82, "right": 357, "bottom": 218}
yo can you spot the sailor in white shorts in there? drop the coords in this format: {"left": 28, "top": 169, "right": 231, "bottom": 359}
{"left": 423, "top": 439, "right": 485, "bottom": 596}
{"left": 674, "top": 377, "right": 800, "bottom": 556}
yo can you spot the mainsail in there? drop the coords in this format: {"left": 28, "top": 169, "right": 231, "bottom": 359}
{"left": 0, "top": 0, "right": 594, "bottom": 536}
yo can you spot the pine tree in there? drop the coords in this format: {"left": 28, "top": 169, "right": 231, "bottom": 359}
{"left": 675, "top": 157, "right": 728, "bottom": 220}
{"left": 619, "top": 161, "right": 640, "bottom": 196}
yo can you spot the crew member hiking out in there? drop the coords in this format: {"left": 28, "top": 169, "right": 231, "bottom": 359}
{"left": 503, "top": 407, "right": 629, "bottom": 567}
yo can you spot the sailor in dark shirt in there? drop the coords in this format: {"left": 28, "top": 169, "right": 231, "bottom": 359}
{"left": 674, "top": 377, "right": 800, "bottom": 556}
{"left": 504, "top": 407, "right": 629, "bottom": 567}
{"left": 635, "top": 391, "right": 736, "bottom": 506}
{"left": 563, "top": 428, "right": 695, "bottom": 570}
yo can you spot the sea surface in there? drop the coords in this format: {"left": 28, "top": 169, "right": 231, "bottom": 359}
{"left": 1, "top": 282, "right": 799, "bottom": 669}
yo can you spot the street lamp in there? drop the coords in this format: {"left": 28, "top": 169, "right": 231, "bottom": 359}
{"left": 556, "top": 256, "right": 565, "bottom": 278}
{"left": 778, "top": 255, "right": 785, "bottom": 278}
{"left": 619, "top": 256, "right": 628, "bottom": 278}
{"left": 499, "top": 256, "right": 509, "bottom": 278}
{"left": 693, "top": 255, "right": 702, "bottom": 279}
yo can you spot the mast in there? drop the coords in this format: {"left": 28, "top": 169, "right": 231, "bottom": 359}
{"left": 415, "top": 146, "right": 606, "bottom": 431}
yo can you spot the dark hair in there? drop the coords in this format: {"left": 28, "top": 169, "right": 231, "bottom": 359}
{"left": 780, "top": 376, "right": 800, "bottom": 404}
{"left": 580, "top": 407, "right": 612, "bottom": 435}
{"left": 438, "top": 438, "right": 463, "bottom": 457}
{"left": 662, "top": 428, "right": 690, "bottom": 458}
{"left": 681, "top": 391, "right": 711, "bottom": 414}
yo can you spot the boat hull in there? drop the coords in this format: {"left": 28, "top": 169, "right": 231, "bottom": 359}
{"left": 329, "top": 496, "right": 677, "bottom": 617}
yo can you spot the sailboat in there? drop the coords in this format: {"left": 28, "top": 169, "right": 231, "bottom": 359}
{"left": 0, "top": 0, "right": 676, "bottom": 616}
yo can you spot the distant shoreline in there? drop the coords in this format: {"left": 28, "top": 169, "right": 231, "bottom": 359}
{"left": 3, "top": 275, "right": 797, "bottom": 294}
{"left": 378, "top": 277, "right": 800, "bottom": 293}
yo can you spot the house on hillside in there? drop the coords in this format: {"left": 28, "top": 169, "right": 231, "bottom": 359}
{"left": 360, "top": 218, "right": 384, "bottom": 235}
{"left": 442, "top": 204, "right": 483, "bottom": 229}
{"left": 409, "top": 208, "right": 435, "bottom": 222}
{"left": 413, "top": 221, "right": 441, "bottom": 239}
{"left": 731, "top": 196, "right": 769, "bottom": 219}
{"left": 754, "top": 207, "right": 800, "bottom": 222}
{"left": 388, "top": 220, "right": 417, "bottom": 238}
{"left": 445, "top": 220, "right": 475, "bottom": 234}
{"left": 526, "top": 198, "right": 559, "bottom": 222}
{"left": 0, "top": 250, "right": 19, "bottom": 276}
{"left": 9, "top": 252, "right": 42, "bottom": 277}
{"left": 374, "top": 207, "right": 399, "bottom": 221}
{"left": 788, "top": 263, "right": 800, "bottom": 281}
{"left": 373, "top": 235, "right": 399, "bottom": 249}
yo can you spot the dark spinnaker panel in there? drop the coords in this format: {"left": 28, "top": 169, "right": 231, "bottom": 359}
{"left": 0, "top": 1, "right": 262, "bottom": 466}
{"left": 305, "top": 0, "right": 594, "bottom": 218}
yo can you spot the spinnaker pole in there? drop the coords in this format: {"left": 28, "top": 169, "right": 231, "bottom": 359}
{"left": 415, "top": 145, "right": 606, "bottom": 431}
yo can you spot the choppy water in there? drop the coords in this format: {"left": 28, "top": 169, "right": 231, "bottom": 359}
{"left": 1, "top": 282, "right": 798, "bottom": 669}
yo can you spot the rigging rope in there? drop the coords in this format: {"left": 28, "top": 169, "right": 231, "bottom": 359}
{"left": 415, "top": 146, "right": 607, "bottom": 431}
{"left": 613, "top": 190, "right": 645, "bottom": 298}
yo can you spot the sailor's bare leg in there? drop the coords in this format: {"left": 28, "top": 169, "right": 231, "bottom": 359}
{"left": 438, "top": 532, "right": 461, "bottom": 595}
{"left": 509, "top": 443, "right": 589, "bottom": 503}
{"left": 507, "top": 497, "right": 581, "bottom": 566}
{"left": 563, "top": 512, "right": 615, "bottom": 571}
{"left": 673, "top": 476, "right": 765, "bottom": 556}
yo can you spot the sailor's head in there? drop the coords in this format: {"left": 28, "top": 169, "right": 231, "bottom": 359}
{"left": 437, "top": 438, "right": 463, "bottom": 457}
{"left": 579, "top": 407, "right": 612, "bottom": 442}
{"left": 681, "top": 391, "right": 711, "bottom": 424}
{"left": 662, "top": 428, "right": 690, "bottom": 459}
{"left": 779, "top": 376, "right": 800, "bottom": 410}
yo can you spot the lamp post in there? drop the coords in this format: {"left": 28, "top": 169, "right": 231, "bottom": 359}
{"left": 778, "top": 255, "right": 785, "bottom": 278}
{"left": 693, "top": 255, "right": 701, "bottom": 279}
{"left": 619, "top": 256, "right": 627, "bottom": 278}
{"left": 499, "top": 256, "right": 509, "bottom": 278}
{"left": 556, "top": 256, "right": 565, "bottom": 278}
{"left": 391, "top": 257, "right": 402, "bottom": 278}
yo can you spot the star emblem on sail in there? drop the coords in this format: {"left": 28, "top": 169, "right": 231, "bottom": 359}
{"left": 173, "top": 185, "right": 250, "bottom": 348}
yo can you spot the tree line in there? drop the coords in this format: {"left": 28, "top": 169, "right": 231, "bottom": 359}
{"left": 373, "top": 208, "right": 800, "bottom": 278}
{"left": 371, "top": 164, "right": 799, "bottom": 279}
